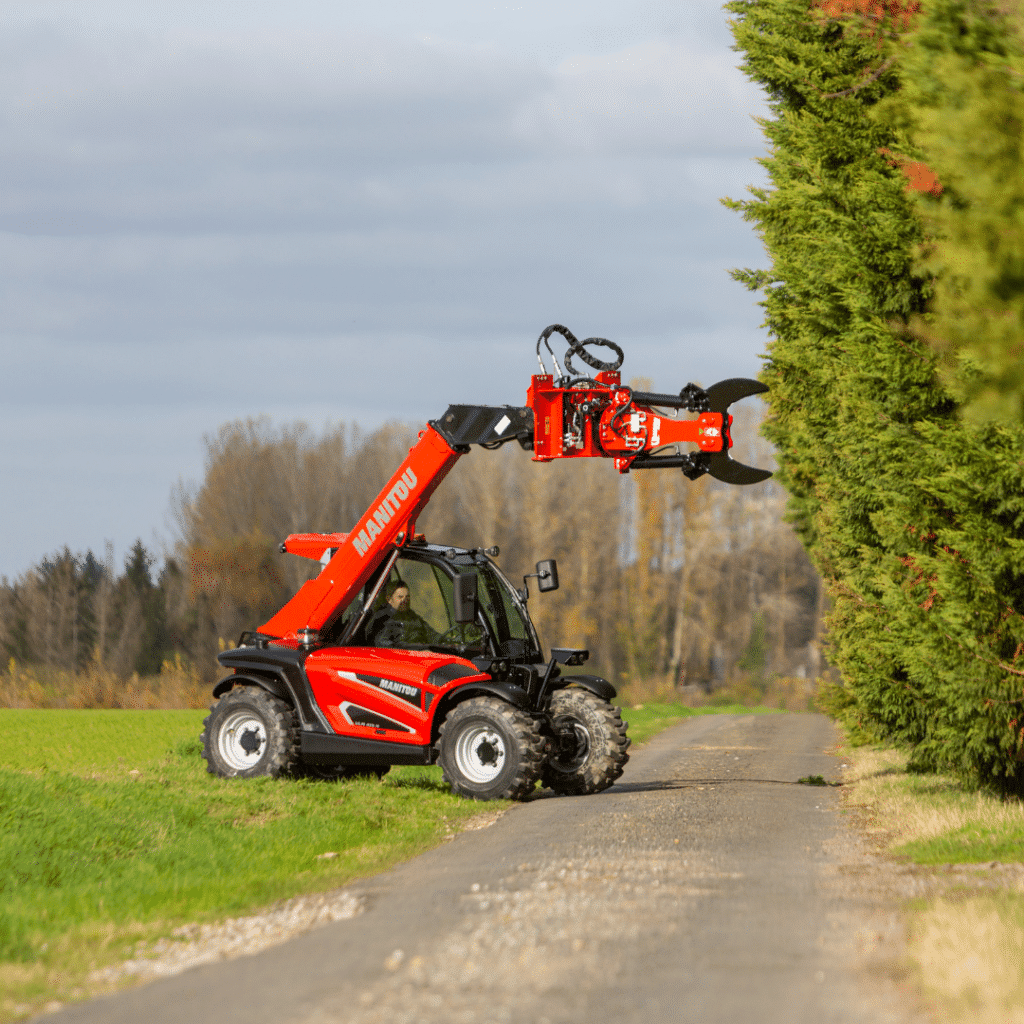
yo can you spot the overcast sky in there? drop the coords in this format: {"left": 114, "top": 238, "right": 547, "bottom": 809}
{"left": 0, "top": 0, "right": 770, "bottom": 581}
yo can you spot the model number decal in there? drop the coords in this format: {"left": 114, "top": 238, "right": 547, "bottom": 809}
{"left": 351, "top": 468, "right": 418, "bottom": 557}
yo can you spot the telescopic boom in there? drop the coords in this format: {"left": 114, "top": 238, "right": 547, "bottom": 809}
{"left": 260, "top": 324, "right": 771, "bottom": 641}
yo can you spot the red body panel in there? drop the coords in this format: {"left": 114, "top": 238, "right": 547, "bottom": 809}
{"left": 304, "top": 647, "right": 487, "bottom": 745}
{"left": 259, "top": 426, "right": 461, "bottom": 639}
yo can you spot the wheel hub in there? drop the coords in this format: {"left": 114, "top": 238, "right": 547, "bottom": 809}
{"left": 550, "top": 720, "right": 591, "bottom": 774}
{"left": 453, "top": 725, "right": 507, "bottom": 784}
{"left": 239, "top": 727, "right": 263, "bottom": 755}
{"left": 217, "top": 709, "right": 268, "bottom": 772}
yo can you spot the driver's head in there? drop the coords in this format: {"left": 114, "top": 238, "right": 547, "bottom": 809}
{"left": 388, "top": 584, "right": 411, "bottom": 611}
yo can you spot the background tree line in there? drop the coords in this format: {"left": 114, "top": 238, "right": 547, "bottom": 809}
{"left": 0, "top": 407, "right": 823, "bottom": 707}
{"left": 726, "top": 0, "right": 1024, "bottom": 790}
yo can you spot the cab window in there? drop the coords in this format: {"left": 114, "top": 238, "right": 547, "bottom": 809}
{"left": 363, "top": 558, "right": 483, "bottom": 652}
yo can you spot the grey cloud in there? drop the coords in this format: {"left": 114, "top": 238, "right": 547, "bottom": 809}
{"left": 1, "top": 26, "right": 764, "bottom": 233}
{"left": 514, "top": 41, "right": 766, "bottom": 156}
{"left": 0, "top": 7, "right": 772, "bottom": 578}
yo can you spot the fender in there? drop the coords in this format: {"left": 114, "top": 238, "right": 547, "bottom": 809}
{"left": 429, "top": 680, "right": 533, "bottom": 747}
{"left": 215, "top": 645, "right": 332, "bottom": 733}
{"left": 552, "top": 674, "right": 617, "bottom": 702}
{"left": 212, "top": 672, "right": 291, "bottom": 704}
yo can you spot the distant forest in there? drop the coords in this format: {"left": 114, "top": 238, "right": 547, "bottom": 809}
{"left": 0, "top": 406, "right": 822, "bottom": 706}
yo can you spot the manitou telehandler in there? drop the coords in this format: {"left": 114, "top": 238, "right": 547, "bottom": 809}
{"left": 201, "top": 326, "right": 770, "bottom": 800}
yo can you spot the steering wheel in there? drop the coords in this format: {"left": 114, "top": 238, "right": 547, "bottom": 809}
{"left": 436, "top": 626, "right": 466, "bottom": 645}
{"left": 436, "top": 626, "right": 484, "bottom": 650}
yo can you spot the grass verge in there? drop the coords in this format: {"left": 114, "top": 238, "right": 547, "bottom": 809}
{"left": 839, "top": 742, "right": 1024, "bottom": 1022}
{"left": 1, "top": 701, "right": 771, "bottom": 1021}
{"left": 841, "top": 745, "right": 1024, "bottom": 864}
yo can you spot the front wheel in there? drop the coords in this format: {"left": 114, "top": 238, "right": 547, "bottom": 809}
{"left": 542, "top": 688, "right": 630, "bottom": 795}
{"left": 201, "top": 686, "right": 299, "bottom": 778}
{"left": 437, "top": 697, "right": 544, "bottom": 801}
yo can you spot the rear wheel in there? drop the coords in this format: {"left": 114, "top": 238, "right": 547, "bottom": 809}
{"left": 201, "top": 686, "right": 299, "bottom": 778}
{"left": 437, "top": 697, "right": 544, "bottom": 801}
{"left": 541, "top": 688, "right": 630, "bottom": 795}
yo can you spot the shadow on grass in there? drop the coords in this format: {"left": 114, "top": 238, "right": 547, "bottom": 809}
{"left": 860, "top": 765, "right": 909, "bottom": 780}
{"left": 385, "top": 776, "right": 450, "bottom": 792}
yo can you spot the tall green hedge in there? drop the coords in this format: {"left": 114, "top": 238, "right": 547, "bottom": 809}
{"left": 726, "top": 0, "right": 1024, "bottom": 791}
{"left": 882, "top": 0, "right": 1024, "bottom": 423}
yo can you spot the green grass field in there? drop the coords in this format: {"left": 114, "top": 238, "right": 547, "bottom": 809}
{"left": 0, "top": 701, "right": 771, "bottom": 1020}
{"left": 0, "top": 709, "right": 207, "bottom": 772}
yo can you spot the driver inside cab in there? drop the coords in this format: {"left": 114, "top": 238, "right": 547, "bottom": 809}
{"left": 369, "top": 581, "right": 438, "bottom": 646}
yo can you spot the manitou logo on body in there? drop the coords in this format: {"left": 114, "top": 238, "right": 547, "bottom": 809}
{"left": 351, "top": 468, "right": 418, "bottom": 557}
{"left": 379, "top": 678, "right": 418, "bottom": 700}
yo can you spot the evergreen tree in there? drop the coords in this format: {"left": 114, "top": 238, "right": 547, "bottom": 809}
{"left": 122, "top": 539, "right": 168, "bottom": 676}
{"left": 882, "top": 0, "right": 1024, "bottom": 422}
{"left": 726, "top": 0, "right": 1024, "bottom": 790}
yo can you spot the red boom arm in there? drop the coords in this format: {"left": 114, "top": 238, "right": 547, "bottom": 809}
{"left": 260, "top": 425, "right": 461, "bottom": 639}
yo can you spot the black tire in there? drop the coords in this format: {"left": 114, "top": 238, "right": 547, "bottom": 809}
{"left": 437, "top": 697, "right": 544, "bottom": 801}
{"left": 541, "top": 688, "right": 630, "bottom": 795}
{"left": 301, "top": 764, "right": 391, "bottom": 782}
{"left": 201, "top": 686, "right": 300, "bottom": 779}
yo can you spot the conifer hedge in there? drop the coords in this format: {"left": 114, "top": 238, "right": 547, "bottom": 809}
{"left": 725, "top": 0, "right": 1024, "bottom": 791}
{"left": 887, "top": 1, "right": 1024, "bottom": 422}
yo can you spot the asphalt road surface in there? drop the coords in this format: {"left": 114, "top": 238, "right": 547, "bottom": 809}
{"left": 47, "top": 713, "right": 920, "bottom": 1024}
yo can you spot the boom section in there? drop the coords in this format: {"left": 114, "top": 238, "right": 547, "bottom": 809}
{"left": 259, "top": 425, "right": 461, "bottom": 639}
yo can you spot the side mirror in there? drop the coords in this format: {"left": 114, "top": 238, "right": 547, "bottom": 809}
{"left": 536, "top": 559, "right": 559, "bottom": 593}
{"left": 453, "top": 572, "right": 478, "bottom": 623}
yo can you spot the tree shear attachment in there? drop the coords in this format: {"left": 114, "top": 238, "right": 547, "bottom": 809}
{"left": 526, "top": 326, "right": 773, "bottom": 485}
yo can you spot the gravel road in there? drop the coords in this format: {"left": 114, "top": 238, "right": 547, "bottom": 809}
{"left": 45, "top": 712, "right": 924, "bottom": 1024}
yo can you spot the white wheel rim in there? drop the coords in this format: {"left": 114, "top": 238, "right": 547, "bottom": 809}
{"left": 217, "top": 709, "right": 268, "bottom": 771}
{"left": 454, "top": 724, "right": 507, "bottom": 784}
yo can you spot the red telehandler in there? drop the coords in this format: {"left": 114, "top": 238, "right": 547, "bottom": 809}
{"left": 201, "top": 326, "right": 771, "bottom": 800}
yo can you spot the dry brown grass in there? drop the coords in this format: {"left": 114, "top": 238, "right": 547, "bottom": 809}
{"left": 762, "top": 674, "right": 819, "bottom": 710}
{"left": 842, "top": 743, "right": 1024, "bottom": 1021}
{"left": 0, "top": 654, "right": 206, "bottom": 710}
{"left": 618, "top": 675, "right": 681, "bottom": 706}
{"left": 622, "top": 673, "right": 820, "bottom": 710}
{"left": 910, "top": 897, "right": 1024, "bottom": 1023}
{"left": 843, "top": 746, "right": 1024, "bottom": 849}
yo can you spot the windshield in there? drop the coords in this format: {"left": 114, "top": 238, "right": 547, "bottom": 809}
{"left": 337, "top": 552, "right": 541, "bottom": 660}
{"left": 476, "top": 558, "right": 542, "bottom": 660}
{"left": 348, "top": 557, "right": 482, "bottom": 654}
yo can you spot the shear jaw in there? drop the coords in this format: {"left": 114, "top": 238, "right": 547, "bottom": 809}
{"left": 704, "top": 378, "right": 772, "bottom": 485}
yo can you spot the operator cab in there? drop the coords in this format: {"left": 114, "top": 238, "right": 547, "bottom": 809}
{"left": 326, "top": 544, "right": 545, "bottom": 667}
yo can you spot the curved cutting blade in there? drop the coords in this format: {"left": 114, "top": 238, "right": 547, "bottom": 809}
{"left": 707, "top": 451, "right": 773, "bottom": 486}
{"left": 704, "top": 377, "right": 768, "bottom": 414}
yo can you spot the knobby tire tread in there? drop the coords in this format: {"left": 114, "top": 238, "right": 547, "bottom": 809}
{"left": 437, "top": 696, "right": 545, "bottom": 801}
{"left": 201, "top": 685, "right": 301, "bottom": 779}
{"left": 542, "top": 688, "right": 630, "bottom": 795}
